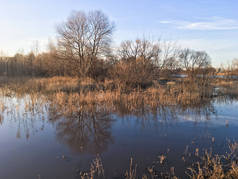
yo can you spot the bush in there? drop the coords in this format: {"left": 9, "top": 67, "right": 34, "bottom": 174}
{"left": 110, "top": 57, "right": 155, "bottom": 90}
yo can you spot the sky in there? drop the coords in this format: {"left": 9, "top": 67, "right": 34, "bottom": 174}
{"left": 0, "top": 0, "right": 237, "bottom": 67}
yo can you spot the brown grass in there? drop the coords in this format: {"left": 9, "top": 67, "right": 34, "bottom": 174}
{"left": 0, "top": 76, "right": 217, "bottom": 120}
{"left": 80, "top": 142, "right": 238, "bottom": 179}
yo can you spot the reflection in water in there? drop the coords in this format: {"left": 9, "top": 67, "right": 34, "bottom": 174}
{"left": 0, "top": 94, "right": 48, "bottom": 139}
{"left": 113, "top": 97, "right": 216, "bottom": 125}
{"left": 0, "top": 87, "right": 237, "bottom": 155}
{"left": 51, "top": 105, "right": 113, "bottom": 154}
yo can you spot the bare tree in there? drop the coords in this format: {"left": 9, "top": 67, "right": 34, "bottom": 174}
{"left": 57, "top": 10, "right": 114, "bottom": 77}
{"left": 232, "top": 59, "right": 238, "bottom": 70}
{"left": 118, "top": 38, "right": 161, "bottom": 62}
{"left": 118, "top": 39, "right": 181, "bottom": 67}
{"left": 117, "top": 39, "right": 182, "bottom": 79}
{"left": 179, "top": 49, "right": 211, "bottom": 76}
{"left": 31, "top": 40, "right": 40, "bottom": 56}
{"left": 158, "top": 41, "right": 180, "bottom": 70}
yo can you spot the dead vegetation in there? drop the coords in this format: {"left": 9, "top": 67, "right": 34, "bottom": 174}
{"left": 79, "top": 141, "right": 238, "bottom": 179}
{"left": 0, "top": 76, "right": 214, "bottom": 106}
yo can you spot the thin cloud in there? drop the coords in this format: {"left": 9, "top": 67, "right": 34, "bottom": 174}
{"left": 159, "top": 20, "right": 172, "bottom": 24}
{"left": 159, "top": 17, "right": 238, "bottom": 30}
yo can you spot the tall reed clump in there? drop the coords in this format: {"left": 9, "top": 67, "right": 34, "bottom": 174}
{"left": 80, "top": 156, "right": 105, "bottom": 179}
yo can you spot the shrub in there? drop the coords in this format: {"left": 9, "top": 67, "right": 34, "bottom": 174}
{"left": 110, "top": 57, "right": 155, "bottom": 90}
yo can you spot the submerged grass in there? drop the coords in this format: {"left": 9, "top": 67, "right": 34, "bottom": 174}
{"left": 0, "top": 76, "right": 217, "bottom": 108}
{"left": 0, "top": 76, "right": 234, "bottom": 123}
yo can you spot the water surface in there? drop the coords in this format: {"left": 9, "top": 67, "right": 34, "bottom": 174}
{"left": 0, "top": 94, "right": 237, "bottom": 178}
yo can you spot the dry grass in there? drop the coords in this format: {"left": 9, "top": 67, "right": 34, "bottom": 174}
{"left": 213, "top": 80, "right": 235, "bottom": 87}
{"left": 0, "top": 76, "right": 224, "bottom": 124}
{"left": 47, "top": 85, "right": 208, "bottom": 118}
{"left": 0, "top": 76, "right": 79, "bottom": 94}
{"left": 80, "top": 156, "right": 104, "bottom": 179}
{"left": 0, "top": 76, "right": 214, "bottom": 109}
{"left": 79, "top": 142, "right": 238, "bottom": 179}
{"left": 186, "top": 144, "right": 238, "bottom": 179}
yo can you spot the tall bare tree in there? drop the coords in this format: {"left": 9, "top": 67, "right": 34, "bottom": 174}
{"left": 118, "top": 39, "right": 181, "bottom": 68}
{"left": 117, "top": 39, "right": 182, "bottom": 79}
{"left": 158, "top": 41, "right": 180, "bottom": 70}
{"left": 179, "top": 49, "right": 211, "bottom": 74}
{"left": 57, "top": 10, "right": 114, "bottom": 77}
{"left": 118, "top": 39, "right": 161, "bottom": 62}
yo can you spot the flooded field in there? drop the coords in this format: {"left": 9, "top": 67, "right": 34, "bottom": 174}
{"left": 0, "top": 86, "right": 238, "bottom": 179}
{"left": 1, "top": 0, "right": 238, "bottom": 177}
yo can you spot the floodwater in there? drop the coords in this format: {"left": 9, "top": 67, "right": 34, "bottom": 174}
{"left": 0, "top": 93, "right": 238, "bottom": 178}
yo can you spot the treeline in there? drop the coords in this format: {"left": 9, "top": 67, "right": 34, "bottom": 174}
{"left": 0, "top": 49, "right": 65, "bottom": 77}
{"left": 0, "top": 10, "right": 218, "bottom": 88}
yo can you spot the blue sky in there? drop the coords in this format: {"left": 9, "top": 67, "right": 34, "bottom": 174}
{"left": 0, "top": 0, "right": 237, "bottom": 66}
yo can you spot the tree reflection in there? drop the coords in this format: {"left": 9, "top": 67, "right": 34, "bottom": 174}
{"left": 112, "top": 97, "right": 216, "bottom": 123}
{"left": 49, "top": 105, "right": 113, "bottom": 154}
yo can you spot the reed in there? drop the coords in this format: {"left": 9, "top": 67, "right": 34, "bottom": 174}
{"left": 79, "top": 141, "right": 238, "bottom": 179}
